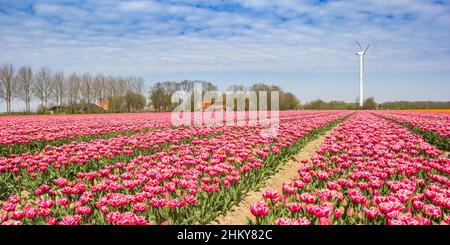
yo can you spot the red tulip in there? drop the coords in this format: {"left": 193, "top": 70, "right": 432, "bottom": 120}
{"left": 46, "top": 217, "right": 58, "bottom": 225}
{"left": 2, "top": 202, "right": 16, "bottom": 212}
{"left": 287, "top": 203, "right": 302, "bottom": 213}
{"left": 310, "top": 205, "right": 332, "bottom": 218}
{"left": 424, "top": 204, "right": 442, "bottom": 218}
{"left": 334, "top": 208, "right": 343, "bottom": 219}
{"left": 58, "top": 215, "right": 82, "bottom": 225}
{"left": 363, "top": 207, "right": 380, "bottom": 219}
{"left": 0, "top": 214, "right": 8, "bottom": 222}
{"left": 262, "top": 188, "right": 279, "bottom": 200}
{"left": 412, "top": 200, "right": 424, "bottom": 210}
{"left": 7, "top": 196, "right": 21, "bottom": 204}
{"left": 76, "top": 206, "right": 92, "bottom": 216}
{"left": 250, "top": 202, "right": 269, "bottom": 217}
{"left": 319, "top": 217, "right": 332, "bottom": 225}
{"left": 1, "top": 220, "right": 22, "bottom": 225}
{"left": 12, "top": 211, "right": 25, "bottom": 220}
{"left": 37, "top": 208, "right": 51, "bottom": 217}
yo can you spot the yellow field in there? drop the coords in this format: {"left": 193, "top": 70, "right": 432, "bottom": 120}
{"left": 397, "top": 109, "right": 450, "bottom": 113}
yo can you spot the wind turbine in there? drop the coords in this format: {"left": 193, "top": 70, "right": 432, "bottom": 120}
{"left": 356, "top": 41, "right": 370, "bottom": 107}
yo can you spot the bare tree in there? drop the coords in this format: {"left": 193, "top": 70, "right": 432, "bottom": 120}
{"left": 81, "top": 72, "right": 93, "bottom": 113}
{"left": 51, "top": 71, "right": 65, "bottom": 113}
{"left": 93, "top": 73, "right": 107, "bottom": 102}
{"left": 0, "top": 63, "right": 17, "bottom": 113}
{"left": 16, "top": 66, "right": 34, "bottom": 112}
{"left": 116, "top": 76, "right": 128, "bottom": 97}
{"left": 124, "top": 76, "right": 144, "bottom": 94}
{"left": 133, "top": 77, "right": 145, "bottom": 95}
{"left": 106, "top": 75, "right": 118, "bottom": 112}
{"left": 34, "top": 67, "right": 52, "bottom": 112}
{"left": 66, "top": 72, "right": 81, "bottom": 113}
{"left": 125, "top": 76, "right": 135, "bottom": 93}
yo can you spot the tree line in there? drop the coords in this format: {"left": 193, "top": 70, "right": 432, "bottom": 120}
{"left": 149, "top": 80, "right": 218, "bottom": 112}
{"left": 5, "top": 62, "right": 445, "bottom": 113}
{"left": 1, "top": 63, "right": 301, "bottom": 114}
{"left": 302, "top": 98, "right": 450, "bottom": 110}
{"left": 302, "top": 97, "right": 377, "bottom": 110}
{"left": 0, "top": 63, "right": 146, "bottom": 114}
{"left": 149, "top": 81, "right": 300, "bottom": 112}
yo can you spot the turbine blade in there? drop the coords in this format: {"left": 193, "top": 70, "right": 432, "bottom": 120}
{"left": 356, "top": 41, "right": 363, "bottom": 50}
{"left": 364, "top": 43, "right": 370, "bottom": 53}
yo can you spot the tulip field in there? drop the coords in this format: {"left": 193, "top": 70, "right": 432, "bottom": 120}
{"left": 250, "top": 112, "right": 450, "bottom": 225}
{"left": 374, "top": 111, "right": 450, "bottom": 151}
{"left": 0, "top": 111, "right": 449, "bottom": 225}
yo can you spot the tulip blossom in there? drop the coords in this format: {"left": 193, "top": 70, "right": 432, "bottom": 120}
{"left": 287, "top": 203, "right": 303, "bottom": 213}
{"left": 263, "top": 189, "right": 280, "bottom": 200}
{"left": 250, "top": 202, "right": 269, "bottom": 217}
{"left": 364, "top": 207, "right": 380, "bottom": 219}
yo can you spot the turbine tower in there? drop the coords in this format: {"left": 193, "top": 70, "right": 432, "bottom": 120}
{"left": 356, "top": 41, "right": 370, "bottom": 107}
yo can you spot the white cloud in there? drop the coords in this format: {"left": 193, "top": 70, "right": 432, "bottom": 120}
{"left": 118, "top": 1, "right": 162, "bottom": 12}
{"left": 33, "top": 3, "right": 89, "bottom": 18}
{"left": 0, "top": 0, "right": 449, "bottom": 76}
{"left": 239, "top": 0, "right": 274, "bottom": 9}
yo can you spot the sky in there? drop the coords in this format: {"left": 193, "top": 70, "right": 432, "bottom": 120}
{"left": 1, "top": 0, "right": 450, "bottom": 112}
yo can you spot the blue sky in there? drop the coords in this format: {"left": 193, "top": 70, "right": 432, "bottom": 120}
{"left": 1, "top": 0, "right": 450, "bottom": 111}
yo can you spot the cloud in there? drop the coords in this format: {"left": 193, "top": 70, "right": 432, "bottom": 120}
{"left": 118, "top": 1, "right": 162, "bottom": 12}
{"left": 0, "top": 0, "right": 449, "bottom": 76}
{"left": 33, "top": 3, "right": 90, "bottom": 18}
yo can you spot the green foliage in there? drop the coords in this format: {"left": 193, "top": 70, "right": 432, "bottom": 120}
{"left": 0, "top": 177, "right": 13, "bottom": 200}
{"left": 302, "top": 98, "right": 377, "bottom": 110}
{"left": 148, "top": 81, "right": 300, "bottom": 112}
{"left": 225, "top": 83, "right": 300, "bottom": 111}
{"left": 302, "top": 100, "right": 359, "bottom": 110}
{"left": 280, "top": 92, "right": 300, "bottom": 110}
{"left": 108, "top": 92, "right": 146, "bottom": 113}
{"left": 125, "top": 92, "right": 146, "bottom": 112}
{"left": 149, "top": 80, "right": 218, "bottom": 112}
{"left": 363, "top": 97, "right": 377, "bottom": 110}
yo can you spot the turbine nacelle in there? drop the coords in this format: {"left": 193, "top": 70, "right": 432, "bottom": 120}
{"left": 356, "top": 41, "right": 370, "bottom": 55}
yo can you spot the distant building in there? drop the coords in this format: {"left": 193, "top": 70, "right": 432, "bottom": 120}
{"left": 199, "top": 101, "right": 224, "bottom": 110}
{"left": 96, "top": 99, "right": 109, "bottom": 111}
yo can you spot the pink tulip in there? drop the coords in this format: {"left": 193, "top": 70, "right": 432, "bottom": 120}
{"left": 363, "top": 207, "right": 380, "bottom": 219}
{"left": 250, "top": 202, "right": 269, "bottom": 217}
{"left": 287, "top": 203, "right": 302, "bottom": 213}
{"left": 263, "top": 188, "right": 279, "bottom": 200}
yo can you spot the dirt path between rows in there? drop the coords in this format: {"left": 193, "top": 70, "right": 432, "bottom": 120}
{"left": 442, "top": 151, "right": 450, "bottom": 158}
{"left": 210, "top": 124, "right": 341, "bottom": 225}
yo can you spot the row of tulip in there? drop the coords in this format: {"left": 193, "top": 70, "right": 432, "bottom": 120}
{"left": 0, "top": 125, "right": 228, "bottom": 200}
{"left": 374, "top": 111, "right": 450, "bottom": 151}
{"left": 0, "top": 111, "right": 340, "bottom": 190}
{"left": 250, "top": 112, "right": 449, "bottom": 225}
{"left": 0, "top": 111, "right": 336, "bottom": 157}
{"left": 0, "top": 111, "right": 352, "bottom": 225}
{"left": 0, "top": 113, "right": 174, "bottom": 146}
{"left": 373, "top": 111, "right": 450, "bottom": 137}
